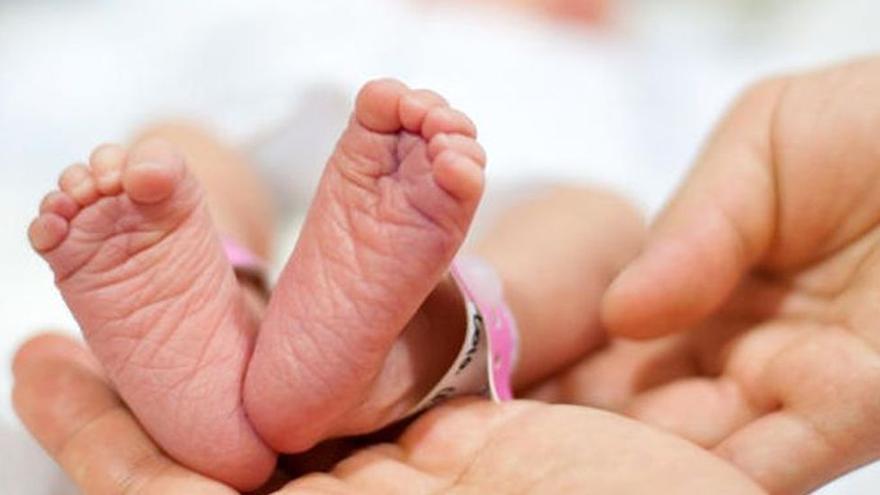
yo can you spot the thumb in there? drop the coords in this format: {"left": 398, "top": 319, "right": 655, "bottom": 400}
{"left": 602, "top": 78, "right": 788, "bottom": 339}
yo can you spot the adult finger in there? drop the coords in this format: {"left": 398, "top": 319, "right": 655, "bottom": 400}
{"left": 602, "top": 77, "right": 787, "bottom": 339}
{"left": 12, "top": 333, "right": 234, "bottom": 495}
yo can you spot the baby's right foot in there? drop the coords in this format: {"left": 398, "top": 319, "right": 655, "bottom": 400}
{"left": 245, "top": 80, "right": 487, "bottom": 452}
{"left": 28, "top": 140, "right": 275, "bottom": 490}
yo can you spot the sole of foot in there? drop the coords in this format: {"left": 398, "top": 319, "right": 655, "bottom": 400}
{"left": 244, "top": 79, "right": 487, "bottom": 453}
{"left": 29, "top": 139, "right": 275, "bottom": 491}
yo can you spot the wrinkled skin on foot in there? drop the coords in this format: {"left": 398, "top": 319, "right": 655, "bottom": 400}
{"left": 245, "top": 80, "right": 487, "bottom": 453}
{"left": 539, "top": 57, "right": 880, "bottom": 494}
{"left": 28, "top": 140, "right": 274, "bottom": 490}
{"left": 28, "top": 79, "right": 487, "bottom": 489}
{"left": 12, "top": 334, "right": 762, "bottom": 495}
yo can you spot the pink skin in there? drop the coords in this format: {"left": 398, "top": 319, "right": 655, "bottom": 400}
{"left": 29, "top": 79, "right": 486, "bottom": 486}
{"left": 29, "top": 140, "right": 276, "bottom": 491}
{"left": 244, "top": 79, "right": 487, "bottom": 453}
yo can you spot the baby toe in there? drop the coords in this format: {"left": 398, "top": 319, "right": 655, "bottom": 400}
{"left": 432, "top": 149, "right": 484, "bottom": 202}
{"left": 422, "top": 107, "right": 477, "bottom": 140}
{"left": 29, "top": 213, "right": 69, "bottom": 253}
{"left": 428, "top": 133, "right": 487, "bottom": 167}
{"left": 58, "top": 164, "right": 100, "bottom": 206}
{"left": 400, "top": 89, "right": 449, "bottom": 133}
{"left": 89, "top": 144, "right": 127, "bottom": 195}
{"left": 355, "top": 79, "right": 409, "bottom": 133}
{"left": 39, "top": 191, "right": 80, "bottom": 220}
{"left": 123, "top": 138, "right": 186, "bottom": 204}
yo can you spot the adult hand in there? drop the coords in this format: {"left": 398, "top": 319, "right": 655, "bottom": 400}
{"left": 12, "top": 333, "right": 759, "bottom": 494}
{"left": 541, "top": 57, "right": 880, "bottom": 494}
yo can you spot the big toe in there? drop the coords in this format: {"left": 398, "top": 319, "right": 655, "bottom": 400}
{"left": 123, "top": 138, "right": 186, "bottom": 204}
{"left": 355, "top": 78, "right": 410, "bottom": 133}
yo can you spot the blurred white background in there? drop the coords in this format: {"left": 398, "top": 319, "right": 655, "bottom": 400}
{"left": 2, "top": 0, "right": 880, "bottom": 492}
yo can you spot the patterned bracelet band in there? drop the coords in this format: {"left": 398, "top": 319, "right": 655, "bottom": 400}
{"left": 221, "top": 238, "right": 519, "bottom": 416}
{"left": 405, "top": 255, "right": 519, "bottom": 416}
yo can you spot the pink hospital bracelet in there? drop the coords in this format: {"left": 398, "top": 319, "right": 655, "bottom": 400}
{"left": 222, "top": 236, "right": 269, "bottom": 292}
{"left": 221, "top": 237, "right": 519, "bottom": 415}
{"left": 405, "top": 255, "right": 519, "bottom": 416}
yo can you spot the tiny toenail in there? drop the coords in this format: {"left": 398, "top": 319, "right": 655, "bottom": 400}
{"left": 96, "top": 168, "right": 120, "bottom": 181}
{"left": 73, "top": 183, "right": 94, "bottom": 199}
{"left": 96, "top": 173, "right": 122, "bottom": 193}
{"left": 60, "top": 166, "right": 87, "bottom": 187}
{"left": 129, "top": 160, "right": 172, "bottom": 176}
{"left": 92, "top": 144, "right": 121, "bottom": 159}
{"left": 129, "top": 160, "right": 160, "bottom": 173}
{"left": 93, "top": 150, "right": 125, "bottom": 171}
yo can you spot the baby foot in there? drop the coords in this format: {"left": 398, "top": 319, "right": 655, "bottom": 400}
{"left": 28, "top": 140, "right": 275, "bottom": 490}
{"left": 245, "top": 79, "right": 487, "bottom": 452}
